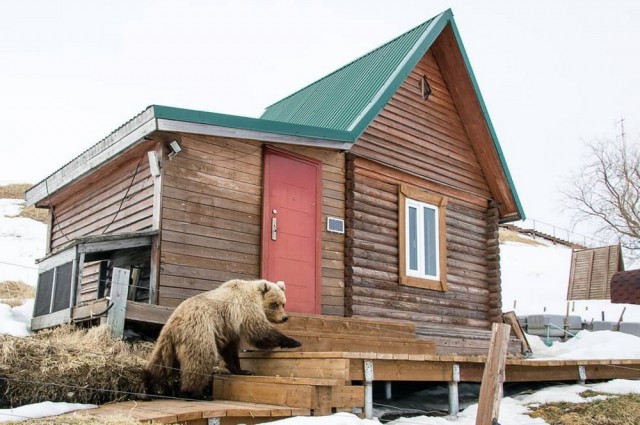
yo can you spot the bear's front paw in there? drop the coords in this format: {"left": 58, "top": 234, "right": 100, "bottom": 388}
{"left": 236, "top": 369, "right": 256, "bottom": 376}
{"left": 213, "top": 366, "right": 231, "bottom": 375}
{"left": 280, "top": 336, "right": 302, "bottom": 349}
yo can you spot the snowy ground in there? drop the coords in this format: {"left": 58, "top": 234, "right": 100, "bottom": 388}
{"left": 501, "top": 236, "right": 640, "bottom": 322}
{"left": 2, "top": 199, "right": 640, "bottom": 424}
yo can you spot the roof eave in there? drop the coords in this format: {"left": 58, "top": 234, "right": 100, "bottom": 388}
{"left": 347, "top": 10, "right": 452, "bottom": 139}
{"left": 25, "top": 105, "right": 355, "bottom": 206}
{"left": 25, "top": 106, "right": 158, "bottom": 207}
{"left": 446, "top": 16, "right": 525, "bottom": 221}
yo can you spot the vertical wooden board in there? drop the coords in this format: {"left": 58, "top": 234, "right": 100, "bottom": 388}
{"left": 475, "top": 323, "right": 510, "bottom": 425}
{"left": 107, "top": 267, "right": 130, "bottom": 338}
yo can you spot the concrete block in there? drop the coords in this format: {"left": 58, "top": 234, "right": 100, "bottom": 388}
{"left": 619, "top": 322, "right": 640, "bottom": 337}
{"left": 526, "top": 314, "right": 565, "bottom": 337}
{"left": 591, "top": 321, "right": 619, "bottom": 332}
{"left": 565, "top": 315, "right": 583, "bottom": 331}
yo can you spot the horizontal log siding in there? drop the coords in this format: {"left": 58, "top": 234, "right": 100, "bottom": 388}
{"left": 50, "top": 145, "right": 155, "bottom": 252}
{"left": 345, "top": 156, "right": 492, "bottom": 330}
{"left": 159, "top": 135, "right": 346, "bottom": 313}
{"left": 351, "top": 50, "right": 491, "bottom": 200}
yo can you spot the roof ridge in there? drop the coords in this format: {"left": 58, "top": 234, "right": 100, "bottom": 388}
{"left": 261, "top": 12, "right": 445, "bottom": 115}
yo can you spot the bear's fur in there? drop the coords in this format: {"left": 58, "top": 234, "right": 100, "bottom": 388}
{"left": 144, "top": 279, "right": 301, "bottom": 398}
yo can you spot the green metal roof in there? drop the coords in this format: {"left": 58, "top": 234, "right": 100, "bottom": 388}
{"left": 260, "top": 9, "right": 523, "bottom": 219}
{"left": 261, "top": 14, "right": 442, "bottom": 134}
{"left": 153, "top": 105, "right": 353, "bottom": 142}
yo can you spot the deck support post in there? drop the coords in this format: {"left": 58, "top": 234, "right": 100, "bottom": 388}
{"left": 578, "top": 365, "right": 587, "bottom": 385}
{"left": 364, "top": 359, "right": 374, "bottom": 419}
{"left": 448, "top": 363, "right": 461, "bottom": 415}
{"left": 107, "top": 267, "right": 130, "bottom": 339}
{"left": 384, "top": 381, "right": 392, "bottom": 400}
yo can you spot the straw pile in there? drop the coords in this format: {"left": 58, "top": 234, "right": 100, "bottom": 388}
{"left": 0, "top": 324, "right": 154, "bottom": 408}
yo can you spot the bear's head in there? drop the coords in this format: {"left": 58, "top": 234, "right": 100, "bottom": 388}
{"left": 259, "top": 280, "right": 289, "bottom": 324}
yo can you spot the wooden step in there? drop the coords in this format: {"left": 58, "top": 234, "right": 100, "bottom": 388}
{"left": 283, "top": 331, "right": 436, "bottom": 354}
{"left": 212, "top": 375, "right": 364, "bottom": 414}
{"left": 278, "top": 313, "right": 416, "bottom": 337}
{"left": 239, "top": 353, "right": 353, "bottom": 380}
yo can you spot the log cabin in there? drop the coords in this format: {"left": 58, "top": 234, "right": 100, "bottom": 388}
{"left": 25, "top": 9, "right": 524, "bottom": 354}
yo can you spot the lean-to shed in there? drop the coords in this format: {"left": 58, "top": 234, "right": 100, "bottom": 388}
{"left": 25, "top": 9, "right": 523, "bottom": 353}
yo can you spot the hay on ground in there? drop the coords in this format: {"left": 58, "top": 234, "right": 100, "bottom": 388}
{"left": 0, "top": 325, "right": 154, "bottom": 408}
{"left": 530, "top": 393, "right": 640, "bottom": 425}
{"left": 0, "top": 184, "right": 32, "bottom": 200}
{"left": 6, "top": 412, "right": 142, "bottom": 425}
{"left": 0, "top": 280, "right": 35, "bottom": 300}
{"left": 19, "top": 205, "right": 49, "bottom": 223}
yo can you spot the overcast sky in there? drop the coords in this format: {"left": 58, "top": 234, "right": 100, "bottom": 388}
{"left": 1, "top": 0, "right": 638, "bottom": 240}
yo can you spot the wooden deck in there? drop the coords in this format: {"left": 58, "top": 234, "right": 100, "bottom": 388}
{"left": 82, "top": 399, "right": 310, "bottom": 424}
{"left": 79, "top": 313, "right": 640, "bottom": 424}
{"left": 81, "top": 353, "right": 640, "bottom": 424}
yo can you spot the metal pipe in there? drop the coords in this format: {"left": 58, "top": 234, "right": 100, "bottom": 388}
{"left": 448, "top": 364, "right": 461, "bottom": 415}
{"left": 364, "top": 360, "right": 374, "bottom": 419}
{"left": 385, "top": 381, "right": 392, "bottom": 400}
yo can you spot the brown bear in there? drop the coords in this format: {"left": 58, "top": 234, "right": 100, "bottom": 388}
{"left": 144, "top": 278, "right": 301, "bottom": 398}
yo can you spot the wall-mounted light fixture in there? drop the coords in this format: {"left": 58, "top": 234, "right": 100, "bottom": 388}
{"left": 168, "top": 140, "right": 182, "bottom": 160}
{"left": 420, "top": 75, "right": 432, "bottom": 101}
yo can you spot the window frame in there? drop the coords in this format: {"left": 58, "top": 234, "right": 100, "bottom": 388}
{"left": 398, "top": 184, "right": 448, "bottom": 291}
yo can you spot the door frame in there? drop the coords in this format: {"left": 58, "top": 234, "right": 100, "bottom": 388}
{"left": 261, "top": 146, "right": 323, "bottom": 314}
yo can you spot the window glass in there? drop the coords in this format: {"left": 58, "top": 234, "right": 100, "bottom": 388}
{"left": 408, "top": 206, "right": 418, "bottom": 271}
{"left": 424, "top": 206, "right": 437, "bottom": 276}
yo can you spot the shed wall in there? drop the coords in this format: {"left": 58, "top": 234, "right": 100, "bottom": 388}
{"left": 351, "top": 50, "right": 491, "bottom": 200}
{"left": 346, "top": 48, "right": 501, "bottom": 332}
{"left": 49, "top": 143, "right": 155, "bottom": 252}
{"left": 159, "top": 134, "right": 345, "bottom": 314}
{"left": 345, "top": 156, "right": 494, "bottom": 330}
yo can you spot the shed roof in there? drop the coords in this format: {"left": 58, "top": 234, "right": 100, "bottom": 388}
{"left": 611, "top": 269, "right": 640, "bottom": 305}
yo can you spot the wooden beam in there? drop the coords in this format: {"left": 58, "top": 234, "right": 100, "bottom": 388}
{"left": 107, "top": 267, "right": 130, "bottom": 338}
{"left": 475, "top": 323, "right": 510, "bottom": 425}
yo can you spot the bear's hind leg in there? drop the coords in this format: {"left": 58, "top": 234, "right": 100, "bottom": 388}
{"left": 176, "top": 345, "right": 217, "bottom": 399}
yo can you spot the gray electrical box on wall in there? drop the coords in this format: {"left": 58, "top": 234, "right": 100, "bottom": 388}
{"left": 327, "top": 217, "right": 345, "bottom": 234}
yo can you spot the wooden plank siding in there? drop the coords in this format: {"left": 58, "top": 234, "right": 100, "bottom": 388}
{"left": 49, "top": 143, "right": 156, "bottom": 252}
{"left": 350, "top": 50, "right": 491, "bottom": 202}
{"left": 345, "top": 47, "right": 501, "bottom": 333}
{"left": 345, "top": 157, "right": 494, "bottom": 330}
{"left": 158, "top": 134, "right": 346, "bottom": 314}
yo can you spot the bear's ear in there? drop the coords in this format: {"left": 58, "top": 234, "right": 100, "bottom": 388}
{"left": 259, "top": 281, "right": 270, "bottom": 295}
{"left": 276, "top": 281, "right": 286, "bottom": 291}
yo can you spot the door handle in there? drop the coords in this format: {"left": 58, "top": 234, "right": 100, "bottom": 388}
{"left": 271, "top": 217, "right": 277, "bottom": 241}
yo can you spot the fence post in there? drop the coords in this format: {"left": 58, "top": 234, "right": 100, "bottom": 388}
{"left": 475, "top": 323, "right": 511, "bottom": 425}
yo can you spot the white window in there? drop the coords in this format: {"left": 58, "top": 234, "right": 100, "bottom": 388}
{"left": 398, "top": 185, "right": 448, "bottom": 291}
{"left": 405, "top": 198, "right": 439, "bottom": 279}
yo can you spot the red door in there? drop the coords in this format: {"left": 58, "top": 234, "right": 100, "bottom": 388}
{"left": 262, "top": 148, "right": 322, "bottom": 314}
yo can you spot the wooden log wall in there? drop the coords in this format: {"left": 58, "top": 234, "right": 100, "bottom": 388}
{"left": 48, "top": 142, "right": 156, "bottom": 252}
{"left": 159, "top": 134, "right": 346, "bottom": 314}
{"left": 345, "top": 47, "right": 505, "bottom": 334}
{"left": 350, "top": 50, "right": 491, "bottom": 200}
{"left": 345, "top": 156, "right": 493, "bottom": 330}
